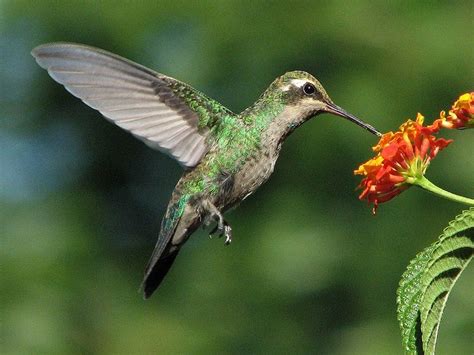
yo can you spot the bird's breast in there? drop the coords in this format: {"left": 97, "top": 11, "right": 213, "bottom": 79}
{"left": 224, "top": 147, "right": 280, "bottom": 208}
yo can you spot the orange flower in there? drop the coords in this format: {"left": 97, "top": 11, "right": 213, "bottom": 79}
{"left": 355, "top": 114, "right": 452, "bottom": 213}
{"left": 435, "top": 92, "right": 474, "bottom": 129}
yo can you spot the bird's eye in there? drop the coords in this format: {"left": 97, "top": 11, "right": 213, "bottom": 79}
{"left": 303, "top": 82, "right": 316, "bottom": 96}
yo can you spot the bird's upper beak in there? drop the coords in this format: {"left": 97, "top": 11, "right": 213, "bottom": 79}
{"left": 324, "top": 102, "right": 382, "bottom": 137}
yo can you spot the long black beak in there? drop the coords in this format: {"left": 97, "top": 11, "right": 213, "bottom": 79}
{"left": 324, "top": 102, "right": 381, "bottom": 137}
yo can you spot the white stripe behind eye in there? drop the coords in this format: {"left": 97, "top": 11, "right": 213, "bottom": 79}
{"left": 282, "top": 79, "right": 309, "bottom": 92}
{"left": 290, "top": 79, "right": 308, "bottom": 88}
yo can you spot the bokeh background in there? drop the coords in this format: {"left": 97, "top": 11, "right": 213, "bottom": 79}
{"left": 2, "top": 1, "right": 473, "bottom": 353}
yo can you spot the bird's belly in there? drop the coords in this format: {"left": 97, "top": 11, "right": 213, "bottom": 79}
{"left": 226, "top": 153, "right": 278, "bottom": 208}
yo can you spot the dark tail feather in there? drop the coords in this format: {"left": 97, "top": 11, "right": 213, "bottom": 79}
{"left": 142, "top": 248, "right": 179, "bottom": 299}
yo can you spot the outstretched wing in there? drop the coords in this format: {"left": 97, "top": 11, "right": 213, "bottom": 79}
{"left": 32, "top": 43, "right": 233, "bottom": 168}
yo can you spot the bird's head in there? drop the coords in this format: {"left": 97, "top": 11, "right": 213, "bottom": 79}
{"left": 267, "top": 71, "right": 381, "bottom": 136}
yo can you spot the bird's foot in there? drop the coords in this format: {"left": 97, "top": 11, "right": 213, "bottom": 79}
{"left": 209, "top": 221, "right": 233, "bottom": 245}
{"left": 201, "top": 200, "right": 233, "bottom": 245}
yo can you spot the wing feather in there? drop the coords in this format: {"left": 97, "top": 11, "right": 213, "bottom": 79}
{"left": 32, "top": 42, "right": 233, "bottom": 168}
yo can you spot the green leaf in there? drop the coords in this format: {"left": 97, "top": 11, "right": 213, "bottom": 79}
{"left": 396, "top": 207, "right": 474, "bottom": 354}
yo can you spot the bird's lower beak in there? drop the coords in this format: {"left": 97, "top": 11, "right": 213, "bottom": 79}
{"left": 324, "top": 102, "right": 382, "bottom": 137}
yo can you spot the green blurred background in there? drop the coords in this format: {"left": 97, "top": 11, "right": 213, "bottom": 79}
{"left": 2, "top": 1, "right": 473, "bottom": 354}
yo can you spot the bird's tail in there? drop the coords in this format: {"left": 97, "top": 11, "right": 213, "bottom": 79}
{"left": 142, "top": 245, "right": 180, "bottom": 299}
{"left": 140, "top": 196, "right": 184, "bottom": 299}
{"left": 141, "top": 194, "right": 198, "bottom": 299}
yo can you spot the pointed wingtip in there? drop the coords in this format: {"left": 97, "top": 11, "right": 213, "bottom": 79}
{"left": 31, "top": 43, "right": 67, "bottom": 67}
{"left": 31, "top": 45, "right": 47, "bottom": 69}
{"left": 31, "top": 44, "right": 47, "bottom": 60}
{"left": 31, "top": 42, "right": 61, "bottom": 58}
{"left": 31, "top": 42, "right": 92, "bottom": 61}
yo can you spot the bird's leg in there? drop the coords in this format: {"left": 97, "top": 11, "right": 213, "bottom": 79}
{"left": 201, "top": 200, "right": 233, "bottom": 245}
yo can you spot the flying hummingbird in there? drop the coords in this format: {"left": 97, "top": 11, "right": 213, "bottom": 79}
{"left": 32, "top": 43, "right": 381, "bottom": 298}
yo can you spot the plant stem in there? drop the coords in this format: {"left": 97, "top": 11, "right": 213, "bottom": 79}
{"left": 413, "top": 176, "right": 474, "bottom": 206}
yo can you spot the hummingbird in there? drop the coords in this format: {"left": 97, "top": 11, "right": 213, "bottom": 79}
{"left": 32, "top": 43, "right": 381, "bottom": 299}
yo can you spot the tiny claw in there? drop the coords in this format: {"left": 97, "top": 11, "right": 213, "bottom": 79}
{"left": 223, "top": 225, "right": 232, "bottom": 245}
{"left": 207, "top": 217, "right": 232, "bottom": 245}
